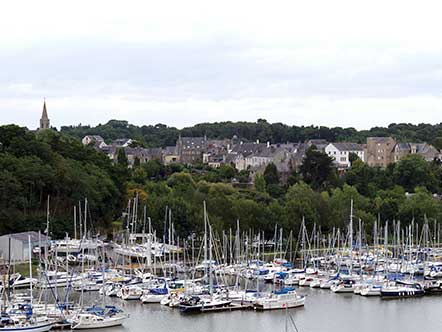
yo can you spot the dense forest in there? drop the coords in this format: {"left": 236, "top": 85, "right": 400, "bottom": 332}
{"left": 61, "top": 119, "right": 442, "bottom": 149}
{"left": 1, "top": 124, "right": 442, "bottom": 240}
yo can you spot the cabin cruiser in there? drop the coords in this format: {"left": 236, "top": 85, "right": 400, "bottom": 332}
{"left": 39, "top": 271, "right": 82, "bottom": 289}
{"left": 331, "top": 277, "right": 357, "bottom": 293}
{"left": 254, "top": 287, "right": 305, "bottom": 310}
{"left": 141, "top": 287, "right": 169, "bottom": 303}
{"left": 179, "top": 295, "right": 232, "bottom": 313}
{"left": 381, "top": 280, "right": 425, "bottom": 298}
{"left": 71, "top": 305, "right": 127, "bottom": 330}
{"left": 118, "top": 285, "right": 144, "bottom": 300}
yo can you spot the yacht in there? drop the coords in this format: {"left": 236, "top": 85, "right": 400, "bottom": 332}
{"left": 254, "top": 287, "right": 305, "bottom": 310}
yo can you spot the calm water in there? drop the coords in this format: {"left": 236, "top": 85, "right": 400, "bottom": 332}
{"left": 80, "top": 288, "right": 442, "bottom": 332}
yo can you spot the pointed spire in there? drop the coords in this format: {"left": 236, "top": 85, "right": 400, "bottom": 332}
{"left": 42, "top": 99, "right": 48, "bottom": 120}
{"left": 39, "top": 99, "right": 50, "bottom": 130}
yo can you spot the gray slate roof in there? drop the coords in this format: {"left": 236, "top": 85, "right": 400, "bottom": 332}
{"left": 330, "top": 142, "right": 363, "bottom": 151}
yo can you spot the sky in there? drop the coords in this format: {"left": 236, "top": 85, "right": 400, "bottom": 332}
{"left": 2, "top": 0, "right": 442, "bottom": 130}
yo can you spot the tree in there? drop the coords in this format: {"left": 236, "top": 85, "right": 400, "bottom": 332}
{"left": 393, "top": 155, "right": 437, "bottom": 192}
{"left": 299, "top": 147, "right": 337, "bottom": 190}
{"left": 285, "top": 182, "right": 321, "bottom": 231}
{"left": 349, "top": 152, "right": 360, "bottom": 166}
{"left": 133, "top": 156, "right": 141, "bottom": 168}
{"left": 263, "top": 163, "right": 279, "bottom": 185}
{"left": 117, "top": 148, "right": 128, "bottom": 167}
{"left": 218, "top": 165, "right": 235, "bottom": 181}
{"left": 432, "top": 137, "right": 442, "bottom": 150}
{"left": 254, "top": 175, "right": 266, "bottom": 192}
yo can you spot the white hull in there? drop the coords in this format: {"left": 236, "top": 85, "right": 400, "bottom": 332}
{"left": 0, "top": 322, "right": 53, "bottom": 332}
{"left": 141, "top": 294, "right": 167, "bottom": 303}
{"left": 72, "top": 315, "right": 127, "bottom": 330}
{"left": 255, "top": 295, "right": 305, "bottom": 310}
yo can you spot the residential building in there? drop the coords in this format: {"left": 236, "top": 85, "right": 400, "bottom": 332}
{"left": 365, "top": 137, "right": 396, "bottom": 167}
{"left": 163, "top": 146, "right": 180, "bottom": 165}
{"left": 176, "top": 136, "right": 207, "bottom": 164}
{"left": 306, "top": 139, "right": 328, "bottom": 152}
{"left": 394, "top": 143, "right": 440, "bottom": 162}
{"left": 82, "top": 135, "right": 107, "bottom": 149}
{"left": 325, "top": 143, "right": 364, "bottom": 169}
{"left": 113, "top": 138, "right": 133, "bottom": 147}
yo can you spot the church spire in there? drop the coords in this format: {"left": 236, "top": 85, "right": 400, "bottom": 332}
{"left": 39, "top": 99, "right": 50, "bottom": 130}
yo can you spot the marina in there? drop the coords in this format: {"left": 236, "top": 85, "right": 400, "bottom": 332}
{"left": 1, "top": 199, "right": 442, "bottom": 331}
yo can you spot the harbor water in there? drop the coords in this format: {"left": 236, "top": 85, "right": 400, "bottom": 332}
{"left": 80, "top": 287, "right": 442, "bottom": 332}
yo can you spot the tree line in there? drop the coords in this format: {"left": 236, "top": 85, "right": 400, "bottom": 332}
{"left": 60, "top": 119, "right": 442, "bottom": 149}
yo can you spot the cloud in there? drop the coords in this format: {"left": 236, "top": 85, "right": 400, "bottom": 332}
{"left": 1, "top": 0, "right": 442, "bottom": 130}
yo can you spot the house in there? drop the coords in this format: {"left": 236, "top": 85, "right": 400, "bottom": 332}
{"left": 205, "top": 154, "right": 226, "bottom": 168}
{"left": 113, "top": 138, "right": 133, "bottom": 148}
{"left": 229, "top": 142, "right": 270, "bottom": 171}
{"left": 325, "top": 143, "right": 364, "bottom": 169}
{"left": 0, "top": 232, "right": 51, "bottom": 263}
{"left": 394, "top": 143, "right": 440, "bottom": 162}
{"left": 176, "top": 136, "right": 207, "bottom": 164}
{"left": 365, "top": 137, "right": 396, "bottom": 167}
{"left": 82, "top": 135, "right": 107, "bottom": 149}
{"left": 162, "top": 146, "right": 180, "bottom": 165}
{"left": 125, "top": 147, "right": 162, "bottom": 167}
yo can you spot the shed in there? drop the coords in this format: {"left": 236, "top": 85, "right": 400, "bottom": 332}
{"left": 0, "top": 231, "right": 51, "bottom": 263}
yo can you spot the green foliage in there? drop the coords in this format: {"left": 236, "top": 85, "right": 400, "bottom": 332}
{"left": 393, "top": 155, "right": 437, "bottom": 192}
{"left": 254, "top": 175, "right": 266, "bottom": 192}
{"left": 0, "top": 126, "right": 121, "bottom": 238}
{"left": 4, "top": 120, "right": 442, "bottom": 240}
{"left": 299, "top": 147, "right": 337, "bottom": 190}
{"left": 117, "top": 148, "right": 128, "bottom": 166}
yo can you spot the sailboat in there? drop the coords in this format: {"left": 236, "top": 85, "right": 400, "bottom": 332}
{"left": 71, "top": 238, "right": 128, "bottom": 329}
{"left": 0, "top": 235, "right": 53, "bottom": 332}
{"left": 179, "top": 202, "right": 232, "bottom": 313}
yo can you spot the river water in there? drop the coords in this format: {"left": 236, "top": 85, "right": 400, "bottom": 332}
{"left": 81, "top": 287, "right": 442, "bottom": 332}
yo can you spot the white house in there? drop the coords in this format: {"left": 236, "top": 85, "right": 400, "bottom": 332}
{"left": 82, "top": 135, "right": 107, "bottom": 148}
{"left": 325, "top": 143, "right": 364, "bottom": 168}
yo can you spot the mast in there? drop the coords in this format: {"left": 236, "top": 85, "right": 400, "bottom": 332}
{"left": 74, "top": 206, "right": 77, "bottom": 240}
{"left": 203, "top": 201, "right": 208, "bottom": 279}
{"left": 349, "top": 199, "right": 353, "bottom": 276}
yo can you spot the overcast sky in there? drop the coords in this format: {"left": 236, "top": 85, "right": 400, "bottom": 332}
{"left": 2, "top": 0, "right": 442, "bottom": 130}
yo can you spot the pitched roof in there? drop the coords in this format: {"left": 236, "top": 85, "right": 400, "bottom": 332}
{"left": 330, "top": 142, "right": 363, "bottom": 151}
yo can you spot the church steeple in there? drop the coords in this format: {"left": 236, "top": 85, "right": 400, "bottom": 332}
{"left": 39, "top": 100, "right": 50, "bottom": 130}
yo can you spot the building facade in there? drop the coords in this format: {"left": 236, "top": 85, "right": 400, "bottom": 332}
{"left": 176, "top": 136, "right": 207, "bottom": 164}
{"left": 325, "top": 142, "right": 364, "bottom": 169}
{"left": 394, "top": 142, "right": 440, "bottom": 162}
{"left": 365, "top": 137, "right": 396, "bottom": 167}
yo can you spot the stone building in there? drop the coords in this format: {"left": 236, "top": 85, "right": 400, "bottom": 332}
{"left": 393, "top": 143, "right": 440, "bottom": 162}
{"left": 176, "top": 136, "right": 207, "bottom": 164}
{"left": 365, "top": 137, "right": 396, "bottom": 167}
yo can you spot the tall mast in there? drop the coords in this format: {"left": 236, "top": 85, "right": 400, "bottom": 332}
{"left": 203, "top": 201, "right": 208, "bottom": 279}
{"left": 28, "top": 235, "right": 33, "bottom": 307}
{"left": 349, "top": 199, "right": 353, "bottom": 275}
